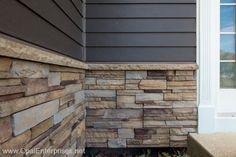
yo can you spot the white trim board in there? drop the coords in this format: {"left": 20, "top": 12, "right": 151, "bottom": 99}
{"left": 198, "top": 0, "right": 236, "bottom": 133}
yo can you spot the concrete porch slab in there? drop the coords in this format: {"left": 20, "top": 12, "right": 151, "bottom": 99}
{"left": 188, "top": 133, "right": 236, "bottom": 157}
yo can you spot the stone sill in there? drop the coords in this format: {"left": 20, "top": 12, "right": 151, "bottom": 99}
{"left": 0, "top": 36, "right": 198, "bottom": 71}
{"left": 88, "top": 63, "right": 198, "bottom": 70}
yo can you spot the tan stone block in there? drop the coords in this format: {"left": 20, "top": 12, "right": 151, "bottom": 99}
{"left": 60, "top": 94, "right": 74, "bottom": 106}
{"left": 166, "top": 120, "right": 197, "bottom": 126}
{"left": 50, "top": 127, "right": 71, "bottom": 147}
{"left": 144, "top": 121, "right": 166, "bottom": 127}
{"left": 88, "top": 101, "right": 116, "bottom": 109}
{"left": 117, "top": 90, "right": 144, "bottom": 96}
{"left": 126, "top": 80, "right": 141, "bottom": 84}
{"left": 86, "top": 71, "right": 125, "bottom": 79}
{"left": 0, "top": 85, "right": 25, "bottom": 96}
{"left": 31, "top": 117, "right": 53, "bottom": 139}
{"left": 0, "top": 57, "right": 12, "bottom": 72}
{"left": 22, "top": 78, "right": 48, "bottom": 96}
{"left": 136, "top": 93, "right": 163, "bottom": 103}
{"left": 139, "top": 80, "right": 166, "bottom": 90}
{"left": 0, "top": 79, "right": 21, "bottom": 86}
{"left": 0, "top": 89, "right": 64, "bottom": 117}
{"left": 126, "top": 84, "right": 139, "bottom": 90}
{"left": 97, "top": 79, "right": 124, "bottom": 85}
{"left": 11, "top": 60, "right": 49, "bottom": 78}
{"left": 61, "top": 72, "right": 81, "bottom": 81}
{"left": 89, "top": 85, "right": 125, "bottom": 90}
{"left": 0, "top": 116, "right": 12, "bottom": 143}
{"left": 176, "top": 70, "right": 194, "bottom": 76}
{"left": 164, "top": 93, "right": 183, "bottom": 101}
{"left": 49, "top": 65, "right": 84, "bottom": 73}
{"left": 117, "top": 96, "right": 142, "bottom": 108}
{"left": 170, "top": 128, "right": 197, "bottom": 136}
{"left": 1, "top": 130, "right": 31, "bottom": 150}
{"left": 85, "top": 78, "right": 96, "bottom": 85}
{"left": 167, "top": 81, "right": 196, "bottom": 89}
{"left": 122, "top": 120, "right": 143, "bottom": 128}
{"left": 182, "top": 92, "right": 196, "bottom": 100}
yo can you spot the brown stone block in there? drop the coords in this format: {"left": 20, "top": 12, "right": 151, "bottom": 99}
{"left": 0, "top": 93, "right": 24, "bottom": 102}
{"left": 164, "top": 93, "right": 183, "bottom": 101}
{"left": 60, "top": 94, "right": 74, "bottom": 106}
{"left": 139, "top": 80, "right": 167, "bottom": 90}
{"left": 0, "top": 89, "right": 64, "bottom": 117}
{"left": 88, "top": 101, "right": 116, "bottom": 109}
{"left": 0, "top": 57, "right": 12, "bottom": 72}
{"left": 61, "top": 72, "right": 81, "bottom": 81}
{"left": 117, "top": 90, "right": 144, "bottom": 96}
{"left": 0, "top": 79, "right": 21, "bottom": 86}
{"left": 0, "top": 116, "right": 12, "bottom": 144}
{"left": 22, "top": 78, "right": 48, "bottom": 96}
{"left": 1, "top": 130, "right": 31, "bottom": 150}
{"left": 0, "top": 85, "right": 25, "bottom": 96}
{"left": 31, "top": 117, "right": 53, "bottom": 139}
{"left": 176, "top": 70, "right": 194, "bottom": 76}
{"left": 127, "top": 139, "right": 142, "bottom": 145}
{"left": 86, "top": 128, "right": 118, "bottom": 138}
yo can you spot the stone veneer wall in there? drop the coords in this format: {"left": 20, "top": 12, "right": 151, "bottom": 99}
{"left": 0, "top": 57, "right": 86, "bottom": 157}
{"left": 85, "top": 70, "right": 197, "bottom": 148}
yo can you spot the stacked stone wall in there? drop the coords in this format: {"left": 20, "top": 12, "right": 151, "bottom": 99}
{"left": 85, "top": 70, "right": 197, "bottom": 148}
{"left": 0, "top": 57, "right": 86, "bottom": 157}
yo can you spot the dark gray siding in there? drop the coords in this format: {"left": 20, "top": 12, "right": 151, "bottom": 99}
{"left": 86, "top": 0, "right": 196, "bottom": 62}
{"left": 0, "top": 0, "right": 85, "bottom": 61}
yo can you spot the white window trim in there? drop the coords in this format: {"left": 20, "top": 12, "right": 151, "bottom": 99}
{"left": 198, "top": 0, "right": 236, "bottom": 133}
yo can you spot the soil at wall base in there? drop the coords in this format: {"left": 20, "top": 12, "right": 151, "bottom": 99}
{"left": 83, "top": 148, "right": 189, "bottom": 157}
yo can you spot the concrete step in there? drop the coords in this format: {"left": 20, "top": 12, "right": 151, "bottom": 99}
{"left": 188, "top": 133, "right": 236, "bottom": 157}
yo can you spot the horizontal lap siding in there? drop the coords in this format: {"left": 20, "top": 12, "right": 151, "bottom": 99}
{"left": 0, "top": 0, "right": 85, "bottom": 61}
{"left": 86, "top": 1, "right": 196, "bottom": 62}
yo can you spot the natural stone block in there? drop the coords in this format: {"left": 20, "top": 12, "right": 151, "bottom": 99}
{"left": 170, "top": 135, "right": 187, "bottom": 141}
{"left": 176, "top": 71, "right": 194, "bottom": 76}
{"left": 22, "top": 78, "right": 48, "bottom": 96}
{"left": 108, "top": 139, "right": 126, "bottom": 148}
{"left": 164, "top": 93, "right": 183, "bottom": 101}
{"left": 86, "top": 71, "right": 125, "bottom": 79}
{"left": 0, "top": 79, "right": 21, "bottom": 86}
{"left": 0, "top": 85, "right": 25, "bottom": 96}
{"left": 170, "top": 128, "right": 196, "bottom": 135}
{"left": 117, "top": 90, "right": 144, "bottom": 96}
{"left": 12, "top": 99, "right": 59, "bottom": 135}
{"left": 50, "top": 127, "right": 71, "bottom": 147}
{"left": 121, "top": 120, "right": 143, "bottom": 128}
{"left": 85, "top": 78, "right": 96, "bottom": 85}
{"left": 136, "top": 93, "right": 163, "bottom": 103}
{"left": 166, "top": 121, "right": 197, "bottom": 126}
{"left": 75, "top": 91, "right": 85, "bottom": 104}
{"left": 97, "top": 79, "right": 124, "bottom": 85}
{"left": 0, "top": 130, "right": 31, "bottom": 150}
{"left": 139, "top": 80, "right": 166, "bottom": 89}
{"left": 93, "top": 121, "right": 122, "bottom": 129}
{"left": 182, "top": 92, "right": 196, "bottom": 100}
{"left": 172, "top": 101, "right": 197, "bottom": 108}
{"left": 0, "top": 89, "right": 64, "bottom": 117}
{"left": 144, "top": 101, "right": 173, "bottom": 109}
{"left": 117, "top": 96, "right": 142, "bottom": 108}
{"left": 126, "top": 71, "right": 147, "bottom": 80}
{"left": 86, "top": 138, "right": 107, "bottom": 143}
{"left": 167, "top": 81, "right": 196, "bottom": 89}
{"left": 125, "top": 84, "right": 139, "bottom": 90}
{"left": 88, "top": 101, "right": 116, "bottom": 109}
{"left": 0, "top": 116, "right": 12, "bottom": 143}
{"left": 118, "top": 129, "right": 134, "bottom": 138}
{"left": 85, "top": 90, "right": 116, "bottom": 98}
{"left": 61, "top": 72, "right": 80, "bottom": 81}
{"left": 144, "top": 121, "right": 166, "bottom": 127}
{"left": 31, "top": 117, "right": 53, "bottom": 139}
{"left": 54, "top": 105, "right": 75, "bottom": 124}
{"left": 11, "top": 60, "right": 49, "bottom": 78}
{"left": 0, "top": 57, "right": 12, "bottom": 72}
{"left": 147, "top": 71, "right": 167, "bottom": 77}
{"left": 103, "top": 109, "right": 143, "bottom": 119}
{"left": 65, "top": 84, "right": 82, "bottom": 95}
{"left": 0, "top": 93, "right": 24, "bottom": 102}
{"left": 86, "top": 128, "right": 117, "bottom": 139}
{"left": 48, "top": 72, "right": 61, "bottom": 86}
{"left": 60, "top": 94, "right": 74, "bottom": 106}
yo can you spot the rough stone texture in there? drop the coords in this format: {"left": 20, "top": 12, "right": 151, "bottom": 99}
{"left": 11, "top": 60, "right": 49, "bottom": 78}
{"left": 0, "top": 116, "right": 12, "bottom": 144}
{"left": 0, "top": 56, "right": 86, "bottom": 156}
{"left": 48, "top": 72, "right": 61, "bottom": 86}
{"left": 139, "top": 80, "right": 166, "bottom": 89}
{"left": 22, "top": 78, "right": 48, "bottom": 96}
{"left": 86, "top": 69, "right": 197, "bottom": 148}
{"left": 0, "top": 57, "right": 12, "bottom": 72}
{"left": 12, "top": 99, "right": 59, "bottom": 135}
